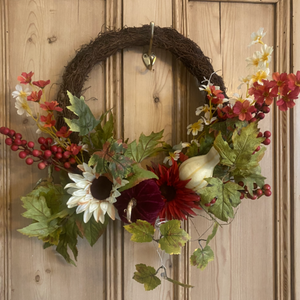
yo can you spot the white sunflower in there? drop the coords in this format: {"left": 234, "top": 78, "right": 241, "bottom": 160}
{"left": 65, "top": 163, "right": 128, "bottom": 224}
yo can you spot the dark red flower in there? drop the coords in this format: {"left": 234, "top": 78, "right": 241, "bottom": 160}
{"left": 287, "top": 71, "right": 300, "bottom": 90}
{"left": 66, "top": 143, "right": 82, "bottom": 155}
{"left": 233, "top": 100, "right": 256, "bottom": 121}
{"left": 249, "top": 80, "right": 277, "bottom": 105}
{"left": 114, "top": 179, "right": 164, "bottom": 224}
{"left": 148, "top": 160, "right": 200, "bottom": 221}
{"left": 207, "top": 85, "right": 225, "bottom": 105}
{"left": 32, "top": 79, "right": 50, "bottom": 89}
{"left": 276, "top": 85, "right": 299, "bottom": 111}
{"left": 40, "top": 113, "right": 56, "bottom": 127}
{"left": 17, "top": 72, "right": 34, "bottom": 84}
{"left": 272, "top": 72, "right": 288, "bottom": 94}
{"left": 40, "top": 101, "right": 63, "bottom": 112}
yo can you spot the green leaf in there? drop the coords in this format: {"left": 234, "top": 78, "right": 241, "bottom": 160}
{"left": 158, "top": 220, "right": 191, "bottom": 254}
{"left": 133, "top": 264, "right": 161, "bottom": 291}
{"left": 206, "top": 222, "right": 219, "bottom": 245}
{"left": 124, "top": 220, "right": 155, "bottom": 243}
{"left": 56, "top": 213, "right": 80, "bottom": 266}
{"left": 126, "top": 130, "right": 164, "bottom": 163}
{"left": 89, "top": 139, "right": 133, "bottom": 183}
{"left": 76, "top": 214, "right": 109, "bottom": 246}
{"left": 64, "top": 91, "right": 100, "bottom": 136}
{"left": 18, "top": 219, "right": 59, "bottom": 238}
{"left": 214, "top": 132, "right": 236, "bottom": 166}
{"left": 119, "top": 163, "right": 158, "bottom": 192}
{"left": 190, "top": 245, "right": 214, "bottom": 270}
{"left": 199, "top": 178, "right": 242, "bottom": 222}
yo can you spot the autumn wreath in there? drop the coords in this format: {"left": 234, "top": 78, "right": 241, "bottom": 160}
{"left": 1, "top": 26, "right": 299, "bottom": 291}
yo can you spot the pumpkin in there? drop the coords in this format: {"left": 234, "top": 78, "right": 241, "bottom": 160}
{"left": 179, "top": 147, "right": 220, "bottom": 192}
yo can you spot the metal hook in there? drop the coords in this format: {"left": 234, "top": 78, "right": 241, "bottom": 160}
{"left": 142, "top": 21, "right": 156, "bottom": 70}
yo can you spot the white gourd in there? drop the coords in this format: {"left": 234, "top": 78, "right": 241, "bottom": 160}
{"left": 179, "top": 146, "right": 220, "bottom": 192}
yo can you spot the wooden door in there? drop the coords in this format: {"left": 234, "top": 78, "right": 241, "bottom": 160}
{"left": 0, "top": 0, "right": 296, "bottom": 299}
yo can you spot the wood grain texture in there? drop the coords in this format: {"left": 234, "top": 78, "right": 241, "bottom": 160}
{"left": 188, "top": 2, "right": 275, "bottom": 299}
{"left": 0, "top": 2, "right": 10, "bottom": 300}
{"left": 275, "top": 1, "right": 293, "bottom": 299}
{"left": 292, "top": 1, "right": 300, "bottom": 298}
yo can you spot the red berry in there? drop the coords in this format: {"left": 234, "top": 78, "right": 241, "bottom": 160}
{"left": 204, "top": 203, "right": 211, "bottom": 207}
{"left": 19, "top": 151, "right": 27, "bottom": 159}
{"left": 57, "top": 147, "right": 63, "bottom": 153}
{"left": 63, "top": 151, "right": 71, "bottom": 159}
{"left": 250, "top": 118, "right": 257, "bottom": 123}
{"left": 210, "top": 198, "right": 216, "bottom": 204}
{"left": 21, "top": 140, "right": 27, "bottom": 146}
{"left": 257, "top": 113, "right": 265, "bottom": 119}
{"left": 68, "top": 157, "right": 76, "bottom": 164}
{"left": 55, "top": 153, "right": 63, "bottom": 159}
{"left": 257, "top": 132, "right": 263, "bottom": 138}
{"left": 255, "top": 146, "right": 261, "bottom": 152}
{"left": 15, "top": 133, "right": 22, "bottom": 139}
{"left": 64, "top": 162, "right": 71, "bottom": 169}
{"left": 5, "top": 138, "right": 13, "bottom": 145}
{"left": 40, "top": 145, "right": 46, "bottom": 150}
{"left": 264, "top": 190, "right": 272, "bottom": 197}
{"left": 238, "top": 181, "right": 244, "bottom": 187}
{"left": 11, "top": 145, "right": 19, "bottom": 151}
{"left": 32, "top": 149, "right": 41, "bottom": 157}
{"left": 251, "top": 194, "right": 258, "bottom": 200}
{"left": 13, "top": 139, "right": 22, "bottom": 146}
{"left": 263, "top": 138, "right": 271, "bottom": 145}
{"left": 253, "top": 183, "right": 258, "bottom": 189}
{"left": 46, "top": 137, "right": 53, "bottom": 145}
{"left": 54, "top": 166, "right": 61, "bottom": 171}
{"left": 9, "top": 130, "right": 15, "bottom": 137}
{"left": 44, "top": 150, "right": 52, "bottom": 158}
{"left": 0, "top": 127, "right": 5, "bottom": 134}
{"left": 38, "top": 137, "right": 46, "bottom": 144}
{"left": 28, "top": 141, "right": 34, "bottom": 148}
{"left": 263, "top": 184, "right": 271, "bottom": 190}
{"left": 2, "top": 128, "right": 9, "bottom": 135}
{"left": 26, "top": 157, "right": 34, "bottom": 165}
{"left": 256, "top": 189, "right": 263, "bottom": 197}
{"left": 50, "top": 145, "right": 58, "bottom": 153}
{"left": 240, "top": 193, "right": 245, "bottom": 199}
{"left": 262, "top": 106, "right": 270, "bottom": 113}
{"left": 38, "top": 162, "right": 46, "bottom": 170}
{"left": 264, "top": 131, "right": 271, "bottom": 138}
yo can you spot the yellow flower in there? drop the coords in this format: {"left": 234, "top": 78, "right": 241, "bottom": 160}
{"left": 248, "top": 28, "right": 266, "bottom": 47}
{"left": 251, "top": 69, "right": 270, "bottom": 85}
{"left": 187, "top": 119, "right": 204, "bottom": 136}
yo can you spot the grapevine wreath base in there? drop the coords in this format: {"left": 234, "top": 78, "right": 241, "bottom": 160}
{"left": 1, "top": 25, "right": 299, "bottom": 291}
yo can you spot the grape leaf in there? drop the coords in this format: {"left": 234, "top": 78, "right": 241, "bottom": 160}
{"left": 89, "top": 139, "right": 133, "bottom": 184}
{"left": 126, "top": 130, "right": 164, "bottom": 163}
{"left": 190, "top": 245, "right": 214, "bottom": 270}
{"left": 124, "top": 220, "right": 155, "bottom": 243}
{"left": 133, "top": 264, "right": 161, "bottom": 291}
{"left": 76, "top": 214, "right": 109, "bottom": 246}
{"left": 56, "top": 213, "right": 81, "bottom": 266}
{"left": 118, "top": 163, "right": 158, "bottom": 192}
{"left": 158, "top": 220, "right": 191, "bottom": 254}
{"left": 214, "top": 132, "right": 236, "bottom": 166}
{"left": 64, "top": 91, "right": 100, "bottom": 136}
{"left": 199, "top": 177, "right": 242, "bottom": 222}
{"left": 234, "top": 166, "right": 266, "bottom": 196}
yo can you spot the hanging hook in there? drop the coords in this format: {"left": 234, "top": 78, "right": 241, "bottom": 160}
{"left": 142, "top": 21, "right": 156, "bottom": 70}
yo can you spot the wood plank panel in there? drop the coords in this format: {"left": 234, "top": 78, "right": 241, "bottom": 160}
{"left": 122, "top": 1, "right": 175, "bottom": 298}
{"left": 188, "top": 2, "right": 275, "bottom": 299}
{"left": 292, "top": 0, "right": 300, "bottom": 296}
{"left": 7, "top": 1, "right": 107, "bottom": 300}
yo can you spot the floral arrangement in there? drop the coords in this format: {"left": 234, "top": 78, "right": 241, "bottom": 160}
{"left": 1, "top": 28, "right": 299, "bottom": 291}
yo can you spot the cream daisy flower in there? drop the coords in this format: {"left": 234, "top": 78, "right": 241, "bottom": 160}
{"left": 15, "top": 96, "right": 32, "bottom": 116}
{"left": 250, "top": 68, "right": 270, "bottom": 85}
{"left": 248, "top": 28, "right": 266, "bottom": 47}
{"left": 258, "top": 44, "right": 273, "bottom": 69}
{"left": 65, "top": 163, "right": 128, "bottom": 224}
{"left": 12, "top": 84, "right": 31, "bottom": 99}
{"left": 163, "top": 150, "right": 181, "bottom": 166}
{"left": 196, "top": 104, "right": 215, "bottom": 119}
{"left": 187, "top": 119, "right": 204, "bottom": 136}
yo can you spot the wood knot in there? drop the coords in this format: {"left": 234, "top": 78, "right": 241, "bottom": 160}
{"left": 154, "top": 97, "right": 160, "bottom": 103}
{"left": 47, "top": 36, "right": 57, "bottom": 44}
{"left": 35, "top": 275, "right": 40, "bottom": 282}
{"left": 45, "top": 269, "right": 51, "bottom": 274}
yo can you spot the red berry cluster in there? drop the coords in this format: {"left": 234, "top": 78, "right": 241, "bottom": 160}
{"left": 257, "top": 130, "right": 271, "bottom": 146}
{"left": 0, "top": 127, "right": 77, "bottom": 171}
{"left": 239, "top": 182, "right": 272, "bottom": 200}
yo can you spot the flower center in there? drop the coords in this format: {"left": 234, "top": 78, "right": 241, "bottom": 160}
{"left": 90, "top": 176, "right": 113, "bottom": 200}
{"left": 160, "top": 183, "right": 176, "bottom": 202}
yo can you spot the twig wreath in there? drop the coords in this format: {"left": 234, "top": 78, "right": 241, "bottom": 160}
{"left": 1, "top": 25, "right": 299, "bottom": 291}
